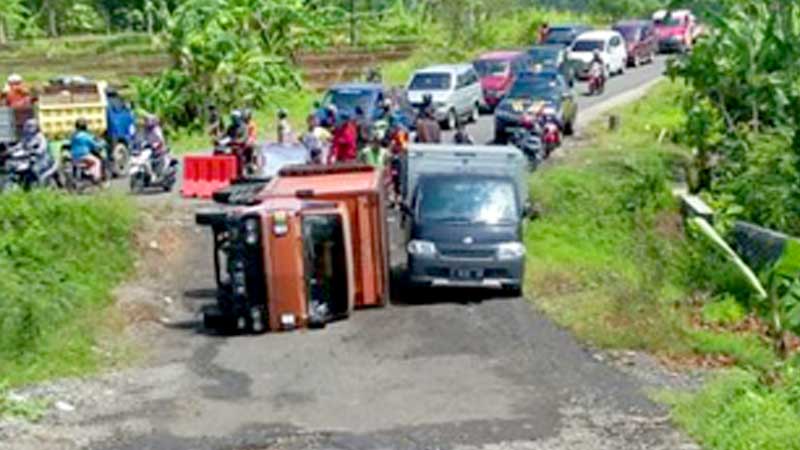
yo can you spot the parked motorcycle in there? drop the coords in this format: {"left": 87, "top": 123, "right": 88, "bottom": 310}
{"left": 0, "top": 148, "right": 60, "bottom": 192}
{"left": 510, "top": 127, "right": 545, "bottom": 171}
{"left": 129, "top": 145, "right": 178, "bottom": 194}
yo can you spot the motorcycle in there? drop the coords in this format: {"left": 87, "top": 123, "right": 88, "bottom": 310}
{"left": 0, "top": 148, "right": 59, "bottom": 192}
{"left": 214, "top": 136, "right": 258, "bottom": 176}
{"left": 510, "top": 126, "right": 545, "bottom": 171}
{"left": 588, "top": 64, "right": 605, "bottom": 96}
{"left": 541, "top": 120, "right": 562, "bottom": 156}
{"left": 60, "top": 144, "right": 112, "bottom": 194}
{"left": 129, "top": 145, "right": 178, "bottom": 194}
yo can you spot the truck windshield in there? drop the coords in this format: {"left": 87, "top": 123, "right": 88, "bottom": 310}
{"left": 409, "top": 73, "right": 452, "bottom": 90}
{"left": 419, "top": 178, "right": 518, "bottom": 224}
{"left": 302, "top": 214, "right": 349, "bottom": 318}
{"left": 529, "top": 47, "right": 560, "bottom": 66}
{"left": 507, "top": 78, "right": 555, "bottom": 100}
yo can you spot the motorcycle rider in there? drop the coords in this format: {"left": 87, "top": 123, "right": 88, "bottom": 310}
{"left": 70, "top": 118, "right": 104, "bottom": 184}
{"left": 589, "top": 49, "right": 606, "bottom": 91}
{"left": 13, "top": 119, "right": 53, "bottom": 184}
{"left": 142, "top": 114, "right": 170, "bottom": 177}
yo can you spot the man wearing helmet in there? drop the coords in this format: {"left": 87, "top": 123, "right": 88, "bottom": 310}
{"left": 3, "top": 74, "right": 32, "bottom": 108}
{"left": 70, "top": 118, "right": 104, "bottom": 183}
{"left": 14, "top": 119, "right": 52, "bottom": 183}
{"left": 589, "top": 49, "right": 606, "bottom": 89}
{"left": 142, "top": 114, "right": 170, "bottom": 177}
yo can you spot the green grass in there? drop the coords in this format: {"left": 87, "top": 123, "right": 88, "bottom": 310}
{"left": 0, "top": 191, "right": 137, "bottom": 387}
{"left": 661, "top": 368, "right": 800, "bottom": 450}
{"left": 525, "top": 80, "right": 800, "bottom": 449}
{"left": 525, "top": 81, "right": 694, "bottom": 353}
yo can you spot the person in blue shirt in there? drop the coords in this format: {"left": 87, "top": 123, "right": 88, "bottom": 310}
{"left": 70, "top": 118, "right": 104, "bottom": 183}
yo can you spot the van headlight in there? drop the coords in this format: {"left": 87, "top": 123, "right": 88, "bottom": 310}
{"left": 497, "top": 242, "right": 526, "bottom": 260}
{"left": 407, "top": 240, "right": 437, "bottom": 256}
{"left": 244, "top": 218, "right": 259, "bottom": 245}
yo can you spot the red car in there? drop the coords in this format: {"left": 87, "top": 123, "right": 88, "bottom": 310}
{"left": 612, "top": 20, "right": 658, "bottom": 67}
{"left": 653, "top": 9, "right": 699, "bottom": 53}
{"left": 473, "top": 51, "right": 530, "bottom": 112}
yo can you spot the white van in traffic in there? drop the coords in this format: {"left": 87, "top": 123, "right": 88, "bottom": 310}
{"left": 569, "top": 30, "right": 628, "bottom": 79}
{"left": 406, "top": 64, "right": 483, "bottom": 130}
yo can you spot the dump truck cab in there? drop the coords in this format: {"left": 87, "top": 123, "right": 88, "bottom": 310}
{"left": 258, "top": 164, "right": 391, "bottom": 309}
{"left": 197, "top": 197, "right": 355, "bottom": 333}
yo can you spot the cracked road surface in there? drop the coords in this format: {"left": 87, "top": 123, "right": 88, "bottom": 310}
{"left": 1, "top": 58, "right": 698, "bottom": 450}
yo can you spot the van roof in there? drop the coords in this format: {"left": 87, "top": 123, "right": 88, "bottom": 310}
{"left": 263, "top": 164, "right": 383, "bottom": 198}
{"left": 414, "top": 64, "right": 473, "bottom": 75}
{"left": 574, "top": 30, "right": 621, "bottom": 41}
{"left": 476, "top": 50, "right": 524, "bottom": 61}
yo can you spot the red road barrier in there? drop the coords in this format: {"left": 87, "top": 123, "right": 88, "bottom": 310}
{"left": 181, "top": 155, "right": 238, "bottom": 199}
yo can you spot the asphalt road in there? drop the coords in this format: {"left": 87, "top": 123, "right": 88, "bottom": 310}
{"left": 3, "top": 57, "right": 693, "bottom": 450}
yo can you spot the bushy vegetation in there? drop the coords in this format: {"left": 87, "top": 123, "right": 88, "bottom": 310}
{"left": 664, "top": 367, "right": 800, "bottom": 450}
{"left": 0, "top": 191, "right": 137, "bottom": 386}
{"left": 525, "top": 80, "right": 800, "bottom": 450}
{"left": 671, "top": 0, "right": 800, "bottom": 236}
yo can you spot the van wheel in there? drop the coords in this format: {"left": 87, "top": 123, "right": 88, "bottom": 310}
{"left": 470, "top": 104, "right": 480, "bottom": 123}
{"left": 442, "top": 109, "right": 457, "bottom": 130}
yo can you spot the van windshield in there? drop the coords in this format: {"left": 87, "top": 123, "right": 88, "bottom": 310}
{"left": 572, "top": 40, "right": 605, "bottom": 52}
{"left": 419, "top": 178, "right": 518, "bottom": 224}
{"left": 409, "top": 73, "right": 452, "bottom": 90}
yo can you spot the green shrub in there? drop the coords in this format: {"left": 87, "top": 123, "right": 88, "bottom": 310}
{"left": 666, "top": 368, "right": 800, "bottom": 450}
{"left": 0, "top": 191, "right": 136, "bottom": 386}
{"left": 701, "top": 294, "right": 747, "bottom": 326}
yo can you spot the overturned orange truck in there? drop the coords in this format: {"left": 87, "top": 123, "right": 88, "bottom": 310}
{"left": 196, "top": 164, "right": 390, "bottom": 333}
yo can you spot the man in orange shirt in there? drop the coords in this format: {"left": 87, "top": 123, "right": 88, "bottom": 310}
{"left": 3, "top": 74, "right": 32, "bottom": 108}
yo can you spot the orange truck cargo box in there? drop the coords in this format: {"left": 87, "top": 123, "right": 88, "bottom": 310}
{"left": 197, "top": 197, "right": 356, "bottom": 332}
{"left": 259, "top": 164, "right": 391, "bottom": 309}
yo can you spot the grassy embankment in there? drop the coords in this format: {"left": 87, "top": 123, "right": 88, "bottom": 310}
{"left": 524, "top": 81, "right": 800, "bottom": 450}
{"left": 0, "top": 192, "right": 137, "bottom": 416}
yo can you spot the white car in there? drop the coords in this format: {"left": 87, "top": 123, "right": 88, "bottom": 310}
{"left": 569, "top": 30, "right": 628, "bottom": 79}
{"left": 406, "top": 64, "right": 483, "bottom": 130}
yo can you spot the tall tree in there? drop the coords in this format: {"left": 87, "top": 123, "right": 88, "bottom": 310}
{"left": 0, "top": 0, "right": 29, "bottom": 44}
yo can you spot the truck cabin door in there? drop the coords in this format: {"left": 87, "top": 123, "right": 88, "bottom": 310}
{"left": 302, "top": 214, "right": 350, "bottom": 325}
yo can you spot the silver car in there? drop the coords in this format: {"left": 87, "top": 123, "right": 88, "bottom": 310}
{"left": 406, "top": 64, "right": 484, "bottom": 130}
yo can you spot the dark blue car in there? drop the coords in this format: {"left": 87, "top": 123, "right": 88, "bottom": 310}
{"left": 317, "top": 83, "right": 415, "bottom": 130}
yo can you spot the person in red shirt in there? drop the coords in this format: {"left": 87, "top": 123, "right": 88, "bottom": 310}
{"left": 328, "top": 112, "right": 358, "bottom": 164}
{"left": 3, "top": 74, "right": 32, "bottom": 108}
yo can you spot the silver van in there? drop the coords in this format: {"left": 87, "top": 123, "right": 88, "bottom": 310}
{"left": 406, "top": 64, "right": 484, "bottom": 130}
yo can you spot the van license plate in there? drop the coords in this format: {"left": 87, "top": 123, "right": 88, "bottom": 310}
{"left": 455, "top": 269, "right": 482, "bottom": 280}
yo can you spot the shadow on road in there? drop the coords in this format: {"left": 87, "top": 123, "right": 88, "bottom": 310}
{"left": 389, "top": 266, "right": 515, "bottom": 307}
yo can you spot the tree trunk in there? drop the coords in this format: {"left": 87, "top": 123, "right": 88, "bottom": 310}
{"left": 0, "top": 19, "right": 8, "bottom": 46}
{"left": 47, "top": 2, "right": 58, "bottom": 38}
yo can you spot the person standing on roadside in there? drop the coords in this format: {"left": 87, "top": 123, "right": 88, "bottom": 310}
{"left": 301, "top": 114, "right": 332, "bottom": 164}
{"left": 277, "top": 108, "right": 293, "bottom": 144}
{"left": 3, "top": 74, "right": 32, "bottom": 108}
{"left": 537, "top": 22, "right": 550, "bottom": 44}
{"left": 329, "top": 112, "right": 358, "bottom": 164}
{"left": 414, "top": 107, "right": 442, "bottom": 144}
